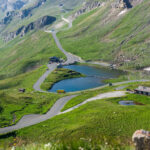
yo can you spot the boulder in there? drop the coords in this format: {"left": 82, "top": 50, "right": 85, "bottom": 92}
{"left": 132, "top": 129, "right": 150, "bottom": 150}
{"left": 112, "top": 0, "right": 130, "bottom": 9}
{"left": 112, "top": 0, "right": 144, "bottom": 9}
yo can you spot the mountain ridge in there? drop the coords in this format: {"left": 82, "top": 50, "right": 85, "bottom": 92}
{"left": 0, "top": 0, "right": 30, "bottom": 12}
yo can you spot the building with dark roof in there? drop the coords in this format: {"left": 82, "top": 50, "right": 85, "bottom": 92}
{"left": 134, "top": 86, "right": 150, "bottom": 96}
{"left": 49, "top": 56, "right": 60, "bottom": 63}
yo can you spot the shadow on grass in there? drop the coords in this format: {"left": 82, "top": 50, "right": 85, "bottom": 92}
{"left": 0, "top": 132, "right": 16, "bottom": 139}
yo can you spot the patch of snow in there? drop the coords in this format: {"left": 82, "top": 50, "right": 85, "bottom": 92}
{"left": 118, "top": 9, "right": 127, "bottom": 16}
{"left": 144, "top": 67, "right": 150, "bottom": 71}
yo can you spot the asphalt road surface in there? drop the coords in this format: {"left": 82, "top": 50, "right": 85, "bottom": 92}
{"left": 33, "top": 63, "right": 57, "bottom": 92}
{"left": 1, "top": 15, "right": 149, "bottom": 134}
{"left": 0, "top": 95, "right": 77, "bottom": 134}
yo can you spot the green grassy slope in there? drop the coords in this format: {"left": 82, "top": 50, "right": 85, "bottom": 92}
{"left": 0, "top": 65, "right": 65, "bottom": 128}
{"left": 58, "top": 0, "right": 150, "bottom": 70}
{"left": 2, "top": 84, "right": 150, "bottom": 149}
{"left": 14, "top": 143, "right": 133, "bottom": 150}
{"left": 1, "top": 0, "right": 150, "bottom": 149}
{"left": 0, "top": 31, "right": 65, "bottom": 79}
{"left": 0, "top": 28, "right": 66, "bottom": 127}
{"left": 0, "top": 0, "right": 85, "bottom": 137}
{"left": 1, "top": 81, "right": 150, "bottom": 148}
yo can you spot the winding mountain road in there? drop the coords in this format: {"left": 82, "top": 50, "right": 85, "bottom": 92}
{"left": 51, "top": 31, "right": 84, "bottom": 65}
{"left": 0, "top": 95, "right": 77, "bottom": 134}
{"left": 0, "top": 79, "right": 149, "bottom": 134}
{"left": 0, "top": 90, "right": 127, "bottom": 134}
{"left": 33, "top": 63, "right": 57, "bottom": 92}
{"left": 0, "top": 17, "right": 149, "bottom": 134}
{"left": 34, "top": 17, "right": 83, "bottom": 92}
{"left": 0, "top": 17, "right": 84, "bottom": 134}
{"left": 33, "top": 30, "right": 84, "bottom": 92}
{"left": 60, "top": 91, "right": 126, "bottom": 114}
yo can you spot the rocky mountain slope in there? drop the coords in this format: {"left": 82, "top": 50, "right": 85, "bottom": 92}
{"left": 0, "top": 0, "right": 84, "bottom": 78}
{"left": 72, "top": 1, "right": 101, "bottom": 18}
{"left": 0, "top": 0, "right": 84, "bottom": 41}
{"left": 0, "top": 0, "right": 46, "bottom": 26}
{"left": 0, "top": 1, "right": 150, "bottom": 149}
{"left": 0, "top": 0, "right": 30, "bottom": 12}
{"left": 4, "top": 15, "right": 56, "bottom": 42}
{"left": 0, "top": 0, "right": 149, "bottom": 76}
{"left": 58, "top": 0, "right": 150, "bottom": 70}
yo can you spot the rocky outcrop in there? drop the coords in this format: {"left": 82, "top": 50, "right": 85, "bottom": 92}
{"left": 19, "top": 0, "right": 46, "bottom": 19}
{"left": 0, "top": 11, "right": 17, "bottom": 25}
{"left": 112, "top": 0, "right": 132, "bottom": 9}
{"left": 132, "top": 130, "right": 150, "bottom": 150}
{"left": 13, "top": 0, "right": 26, "bottom": 10}
{"left": 0, "top": 0, "right": 46, "bottom": 25}
{"left": 112, "top": 0, "right": 144, "bottom": 9}
{"left": 0, "top": 0, "right": 28, "bottom": 12}
{"left": 73, "top": 1, "right": 101, "bottom": 18}
{"left": 3, "top": 16, "right": 56, "bottom": 42}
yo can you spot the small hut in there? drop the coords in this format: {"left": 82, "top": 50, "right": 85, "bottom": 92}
{"left": 134, "top": 86, "right": 150, "bottom": 96}
{"left": 19, "top": 88, "right": 26, "bottom": 93}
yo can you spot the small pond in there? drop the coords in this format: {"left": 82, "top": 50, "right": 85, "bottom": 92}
{"left": 119, "top": 101, "right": 135, "bottom": 106}
{"left": 119, "top": 101, "right": 144, "bottom": 106}
{"left": 49, "top": 65, "right": 124, "bottom": 92}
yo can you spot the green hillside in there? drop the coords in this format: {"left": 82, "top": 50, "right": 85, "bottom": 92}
{"left": 0, "top": 31, "right": 65, "bottom": 79}
{"left": 58, "top": 0, "right": 150, "bottom": 70}
{"left": 2, "top": 81, "right": 150, "bottom": 149}
{"left": 0, "top": 0, "right": 84, "bottom": 133}
{"left": 0, "top": 0, "right": 150, "bottom": 149}
{"left": 0, "top": 65, "right": 64, "bottom": 128}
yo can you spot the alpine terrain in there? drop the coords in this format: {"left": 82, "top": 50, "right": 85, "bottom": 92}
{"left": 0, "top": 0, "right": 150, "bottom": 149}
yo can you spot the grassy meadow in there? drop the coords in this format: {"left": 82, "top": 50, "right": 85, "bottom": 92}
{"left": 1, "top": 0, "right": 150, "bottom": 149}
{"left": 0, "top": 29, "right": 66, "bottom": 128}
{"left": 61, "top": 80, "right": 150, "bottom": 111}
{"left": 0, "top": 31, "right": 65, "bottom": 79}
{"left": 0, "top": 65, "right": 65, "bottom": 128}
{"left": 1, "top": 81, "right": 150, "bottom": 149}
{"left": 58, "top": 0, "right": 150, "bottom": 70}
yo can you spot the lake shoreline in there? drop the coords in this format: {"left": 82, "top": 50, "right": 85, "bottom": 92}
{"left": 49, "top": 64, "right": 124, "bottom": 93}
